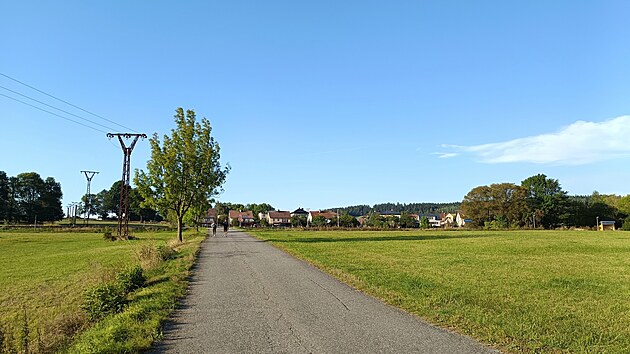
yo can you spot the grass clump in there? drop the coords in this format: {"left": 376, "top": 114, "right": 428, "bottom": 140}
{"left": 82, "top": 283, "right": 127, "bottom": 322}
{"left": 115, "top": 265, "right": 146, "bottom": 293}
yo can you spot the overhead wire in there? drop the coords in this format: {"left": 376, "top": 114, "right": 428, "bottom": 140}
{"left": 0, "top": 92, "right": 108, "bottom": 134}
{"left": 0, "top": 71, "right": 139, "bottom": 133}
{"left": 0, "top": 84, "right": 115, "bottom": 132}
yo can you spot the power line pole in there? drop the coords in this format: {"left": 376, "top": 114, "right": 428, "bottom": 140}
{"left": 81, "top": 170, "right": 99, "bottom": 225}
{"left": 107, "top": 133, "right": 146, "bottom": 239}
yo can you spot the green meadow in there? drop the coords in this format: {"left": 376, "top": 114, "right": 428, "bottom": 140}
{"left": 0, "top": 230, "right": 204, "bottom": 353}
{"left": 249, "top": 229, "right": 630, "bottom": 353}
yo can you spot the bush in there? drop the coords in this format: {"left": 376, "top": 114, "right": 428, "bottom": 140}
{"left": 116, "top": 265, "right": 146, "bottom": 294}
{"left": 82, "top": 283, "right": 127, "bottom": 322}
{"left": 157, "top": 244, "right": 176, "bottom": 261}
{"left": 134, "top": 243, "right": 177, "bottom": 269}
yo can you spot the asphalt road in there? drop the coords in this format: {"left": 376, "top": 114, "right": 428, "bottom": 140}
{"left": 155, "top": 229, "right": 498, "bottom": 353}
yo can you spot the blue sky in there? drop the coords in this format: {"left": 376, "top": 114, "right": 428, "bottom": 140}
{"left": 2, "top": 1, "right": 630, "bottom": 212}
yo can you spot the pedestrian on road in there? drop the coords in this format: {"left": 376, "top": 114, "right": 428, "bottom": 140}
{"left": 211, "top": 222, "right": 217, "bottom": 237}
{"left": 223, "top": 221, "right": 229, "bottom": 237}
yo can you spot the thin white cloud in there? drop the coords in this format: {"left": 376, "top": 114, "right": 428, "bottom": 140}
{"left": 432, "top": 152, "right": 459, "bottom": 159}
{"left": 438, "top": 116, "right": 630, "bottom": 165}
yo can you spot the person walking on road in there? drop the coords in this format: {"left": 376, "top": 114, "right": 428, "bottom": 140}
{"left": 223, "top": 221, "right": 229, "bottom": 237}
{"left": 211, "top": 222, "right": 217, "bottom": 237}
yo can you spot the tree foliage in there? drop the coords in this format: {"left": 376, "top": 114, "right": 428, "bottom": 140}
{"left": 521, "top": 174, "right": 568, "bottom": 228}
{"left": 0, "top": 171, "right": 63, "bottom": 223}
{"left": 338, "top": 213, "right": 359, "bottom": 227}
{"left": 135, "top": 108, "right": 229, "bottom": 242}
{"left": 291, "top": 215, "right": 307, "bottom": 227}
{"left": 335, "top": 202, "right": 460, "bottom": 217}
{"left": 399, "top": 212, "right": 418, "bottom": 228}
{"left": 462, "top": 183, "right": 529, "bottom": 228}
{"left": 90, "top": 181, "right": 162, "bottom": 222}
{"left": 311, "top": 215, "right": 328, "bottom": 227}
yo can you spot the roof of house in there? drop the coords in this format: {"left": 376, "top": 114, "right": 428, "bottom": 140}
{"left": 206, "top": 208, "right": 217, "bottom": 217}
{"left": 229, "top": 210, "right": 254, "bottom": 218}
{"left": 268, "top": 211, "right": 291, "bottom": 219}
{"left": 380, "top": 211, "right": 401, "bottom": 216}
{"left": 418, "top": 214, "right": 441, "bottom": 219}
{"left": 310, "top": 210, "right": 338, "bottom": 219}
{"left": 291, "top": 208, "right": 309, "bottom": 215}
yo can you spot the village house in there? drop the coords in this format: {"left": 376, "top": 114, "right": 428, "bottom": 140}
{"left": 307, "top": 210, "right": 338, "bottom": 225}
{"left": 266, "top": 211, "right": 291, "bottom": 227}
{"left": 201, "top": 208, "right": 217, "bottom": 227}
{"left": 290, "top": 208, "right": 309, "bottom": 218}
{"left": 229, "top": 210, "right": 255, "bottom": 227}
{"left": 418, "top": 214, "right": 442, "bottom": 227}
{"left": 440, "top": 212, "right": 455, "bottom": 227}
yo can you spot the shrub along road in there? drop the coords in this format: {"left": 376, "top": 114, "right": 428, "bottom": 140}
{"left": 155, "top": 230, "right": 496, "bottom": 353}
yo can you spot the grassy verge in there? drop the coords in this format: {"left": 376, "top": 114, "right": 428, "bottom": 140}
{"left": 0, "top": 230, "right": 205, "bottom": 353}
{"left": 248, "top": 229, "right": 630, "bottom": 353}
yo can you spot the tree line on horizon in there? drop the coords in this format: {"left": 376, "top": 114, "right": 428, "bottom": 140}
{"left": 461, "top": 173, "right": 630, "bottom": 230}
{"left": 0, "top": 171, "right": 64, "bottom": 224}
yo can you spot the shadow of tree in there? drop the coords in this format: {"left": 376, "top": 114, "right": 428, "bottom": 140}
{"left": 263, "top": 233, "right": 498, "bottom": 244}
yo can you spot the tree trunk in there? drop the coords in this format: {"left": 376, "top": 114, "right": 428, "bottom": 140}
{"left": 177, "top": 216, "right": 184, "bottom": 242}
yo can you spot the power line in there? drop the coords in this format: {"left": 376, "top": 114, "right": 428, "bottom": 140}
{"left": 0, "top": 84, "right": 116, "bottom": 132}
{"left": 0, "top": 92, "right": 108, "bottom": 134}
{"left": 0, "top": 72, "right": 138, "bottom": 133}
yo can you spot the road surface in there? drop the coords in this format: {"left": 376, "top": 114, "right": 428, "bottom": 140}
{"left": 155, "top": 229, "right": 497, "bottom": 353}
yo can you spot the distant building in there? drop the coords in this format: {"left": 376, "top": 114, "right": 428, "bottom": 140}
{"left": 229, "top": 210, "right": 255, "bottom": 227}
{"left": 291, "top": 208, "right": 309, "bottom": 218}
{"left": 598, "top": 220, "right": 616, "bottom": 231}
{"left": 418, "top": 214, "right": 441, "bottom": 227}
{"left": 440, "top": 212, "right": 455, "bottom": 226}
{"left": 456, "top": 211, "right": 472, "bottom": 227}
{"left": 380, "top": 211, "right": 401, "bottom": 218}
{"left": 267, "top": 211, "right": 291, "bottom": 227}
{"left": 201, "top": 208, "right": 217, "bottom": 227}
{"left": 307, "top": 210, "right": 338, "bottom": 225}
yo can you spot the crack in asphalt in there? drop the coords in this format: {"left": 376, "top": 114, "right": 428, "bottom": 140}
{"left": 310, "top": 278, "right": 350, "bottom": 311}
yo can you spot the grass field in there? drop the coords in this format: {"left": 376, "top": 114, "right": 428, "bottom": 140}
{"left": 249, "top": 229, "right": 630, "bottom": 353}
{"left": 0, "top": 229, "right": 204, "bottom": 353}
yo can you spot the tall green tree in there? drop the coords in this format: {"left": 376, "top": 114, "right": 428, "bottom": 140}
{"left": 14, "top": 172, "right": 45, "bottom": 222}
{"left": 338, "top": 213, "right": 359, "bottom": 227}
{"left": 40, "top": 177, "right": 64, "bottom": 222}
{"left": 461, "top": 185, "right": 493, "bottom": 227}
{"left": 135, "top": 108, "right": 230, "bottom": 242}
{"left": 461, "top": 183, "right": 529, "bottom": 228}
{"left": 399, "top": 212, "right": 418, "bottom": 228}
{"left": 419, "top": 216, "right": 430, "bottom": 229}
{"left": 521, "top": 174, "right": 568, "bottom": 228}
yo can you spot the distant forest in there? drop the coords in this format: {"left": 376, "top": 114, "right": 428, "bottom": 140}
{"left": 332, "top": 202, "right": 461, "bottom": 217}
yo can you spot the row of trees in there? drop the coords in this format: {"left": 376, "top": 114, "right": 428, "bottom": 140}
{"left": 336, "top": 202, "right": 461, "bottom": 217}
{"left": 79, "top": 180, "right": 163, "bottom": 222}
{"left": 461, "top": 174, "right": 630, "bottom": 229}
{"left": 0, "top": 171, "right": 64, "bottom": 223}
